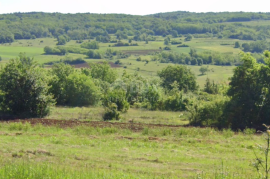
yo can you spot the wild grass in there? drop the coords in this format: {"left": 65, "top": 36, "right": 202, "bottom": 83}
{"left": 0, "top": 121, "right": 264, "bottom": 178}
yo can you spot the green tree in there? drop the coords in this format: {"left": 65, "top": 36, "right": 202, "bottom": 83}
{"left": 234, "top": 41, "right": 240, "bottom": 48}
{"left": 171, "top": 30, "right": 178, "bottom": 38}
{"left": 49, "top": 63, "right": 99, "bottom": 106}
{"left": 57, "top": 35, "right": 66, "bottom": 45}
{"left": 49, "top": 63, "right": 75, "bottom": 105}
{"left": 0, "top": 56, "right": 2, "bottom": 61}
{"left": 80, "top": 41, "right": 99, "bottom": 49}
{"left": 164, "top": 38, "right": 169, "bottom": 45}
{"left": 190, "top": 58, "right": 198, "bottom": 65}
{"left": 0, "top": 54, "right": 55, "bottom": 117}
{"left": 86, "top": 62, "right": 117, "bottom": 83}
{"left": 224, "top": 52, "right": 270, "bottom": 129}
{"left": 203, "top": 78, "right": 219, "bottom": 94}
{"left": 185, "top": 34, "right": 192, "bottom": 41}
{"left": 65, "top": 72, "right": 100, "bottom": 106}
{"left": 103, "top": 89, "right": 129, "bottom": 121}
{"left": 158, "top": 65, "right": 198, "bottom": 92}
{"left": 199, "top": 66, "right": 208, "bottom": 75}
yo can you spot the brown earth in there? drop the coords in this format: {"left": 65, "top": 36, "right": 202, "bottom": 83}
{"left": 46, "top": 62, "right": 121, "bottom": 69}
{"left": 97, "top": 62, "right": 121, "bottom": 68}
{"left": 122, "top": 50, "right": 161, "bottom": 55}
{"left": 0, "top": 118, "right": 190, "bottom": 132}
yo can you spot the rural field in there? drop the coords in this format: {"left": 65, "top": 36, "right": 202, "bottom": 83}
{"left": 1, "top": 11, "right": 270, "bottom": 179}
{"left": 0, "top": 115, "right": 264, "bottom": 178}
{"left": 0, "top": 36, "right": 237, "bottom": 87}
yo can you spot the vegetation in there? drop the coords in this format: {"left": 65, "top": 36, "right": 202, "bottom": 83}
{"left": 0, "top": 54, "right": 54, "bottom": 117}
{"left": 3, "top": 10, "right": 270, "bottom": 178}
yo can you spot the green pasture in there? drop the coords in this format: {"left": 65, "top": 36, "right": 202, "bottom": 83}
{"left": 0, "top": 36, "right": 239, "bottom": 87}
{"left": 0, "top": 119, "right": 263, "bottom": 178}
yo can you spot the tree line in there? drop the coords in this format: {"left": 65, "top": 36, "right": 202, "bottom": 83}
{"left": 1, "top": 12, "right": 270, "bottom": 43}
{"left": 1, "top": 52, "right": 270, "bottom": 130}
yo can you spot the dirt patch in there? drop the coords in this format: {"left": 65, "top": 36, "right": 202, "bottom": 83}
{"left": 122, "top": 50, "right": 161, "bottom": 55}
{"left": 72, "top": 62, "right": 89, "bottom": 68}
{"left": 0, "top": 118, "right": 188, "bottom": 132}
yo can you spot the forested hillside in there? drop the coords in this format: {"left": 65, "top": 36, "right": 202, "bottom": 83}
{"left": 1, "top": 11, "right": 270, "bottom": 44}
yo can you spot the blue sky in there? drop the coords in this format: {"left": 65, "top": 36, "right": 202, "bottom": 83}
{"left": 0, "top": 0, "right": 269, "bottom": 15}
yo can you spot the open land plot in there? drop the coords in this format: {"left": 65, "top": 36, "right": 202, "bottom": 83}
{"left": 0, "top": 118, "right": 263, "bottom": 178}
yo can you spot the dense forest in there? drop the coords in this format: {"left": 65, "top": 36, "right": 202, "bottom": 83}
{"left": 1, "top": 11, "right": 270, "bottom": 44}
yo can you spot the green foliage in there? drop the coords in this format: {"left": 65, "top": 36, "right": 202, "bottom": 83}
{"left": 0, "top": 54, "right": 55, "bottom": 117}
{"left": 164, "top": 38, "right": 169, "bottom": 45}
{"left": 103, "top": 89, "right": 129, "bottom": 121}
{"left": 242, "top": 41, "right": 270, "bottom": 53}
{"left": 203, "top": 78, "right": 219, "bottom": 94}
{"left": 187, "top": 94, "right": 229, "bottom": 126}
{"left": 44, "top": 46, "right": 67, "bottom": 55}
{"left": 57, "top": 35, "right": 68, "bottom": 45}
{"left": 86, "top": 50, "right": 102, "bottom": 59}
{"left": 223, "top": 52, "right": 270, "bottom": 129}
{"left": 199, "top": 66, "right": 208, "bottom": 75}
{"left": 0, "top": 33, "right": 14, "bottom": 43}
{"left": 103, "top": 89, "right": 129, "bottom": 113}
{"left": 65, "top": 72, "right": 100, "bottom": 106}
{"left": 0, "top": 56, "right": 2, "bottom": 61}
{"left": 185, "top": 34, "right": 192, "bottom": 41}
{"left": 234, "top": 41, "right": 240, "bottom": 48}
{"left": 86, "top": 62, "right": 117, "bottom": 83}
{"left": 158, "top": 65, "right": 198, "bottom": 92}
{"left": 80, "top": 41, "right": 99, "bottom": 49}
{"left": 252, "top": 124, "right": 270, "bottom": 179}
{"left": 49, "top": 63, "right": 75, "bottom": 105}
{"left": 49, "top": 63, "right": 99, "bottom": 106}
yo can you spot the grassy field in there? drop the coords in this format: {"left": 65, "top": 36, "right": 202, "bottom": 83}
{"left": 0, "top": 118, "right": 264, "bottom": 179}
{"left": 0, "top": 36, "right": 237, "bottom": 87}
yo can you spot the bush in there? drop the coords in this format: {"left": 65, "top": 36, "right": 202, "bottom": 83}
{"left": 103, "top": 89, "right": 129, "bottom": 121}
{"left": 158, "top": 65, "right": 198, "bottom": 92}
{"left": 177, "top": 44, "right": 189, "bottom": 47}
{"left": 65, "top": 72, "right": 100, "bottom": 106}
{"left": 86, "top": 50, "right": 102, "bottom": 59}
{"left": 187, "top": 95, "right": 229, "bottom": 126}
{"left": 103, "top": 103, "right": 121, "bottom": 121}
{"left": 163, "top": 46, "right": 171, "bottom": 50}
{"left": 171, "top": 41, "right": 182, "bottom": 45}
{"left": 81, "top": 41, "right": 99, "bottom": 49}
{"left": 136, "top": 57, "right": 142, "bottom": 61}
{"left": 0, "top": 54, "right": 55, "bottom": 117}
{"left": 49, "top": 63, "right": 100, "bottom": 106}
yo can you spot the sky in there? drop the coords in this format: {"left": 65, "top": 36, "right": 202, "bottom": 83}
{"left": 0, "top": 0, "right": 269, "bottom": 15}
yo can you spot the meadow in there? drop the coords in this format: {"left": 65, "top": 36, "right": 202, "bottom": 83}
{"left": 0, "top": 118, "right": 264, "bottom": 179}
{"left": 0, "top": 36, "right": 237, "bottom": 87}
{"left": 0, "top": 33, "right": 264, "bottom": 179}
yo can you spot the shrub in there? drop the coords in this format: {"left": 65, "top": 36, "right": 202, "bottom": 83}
{"left": 187, "top": 95, "right": 229, "bottom": 126}
{"left": 81, "top": 41, "right": 99, "bottom": 49}
{"left": 177, "top": 44, "right": 189, "bottom": 47}
{"left": 0, "top": 54, "right": 55, "bottom": 117}
{"left": 158, "top": 65, "right": 198, "bottom": 92}
{"left": 86, "top": 50, "right": 102, "bottom": 59}
{"left": 136, "top": 57, "right": 142, "bottom": 61}
{"left": 103, "top": 103, "right": 121, "bottom": 121}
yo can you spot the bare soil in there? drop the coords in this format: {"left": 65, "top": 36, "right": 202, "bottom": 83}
{"left": 0, "top": 118, "right": 189, "bottom": 132}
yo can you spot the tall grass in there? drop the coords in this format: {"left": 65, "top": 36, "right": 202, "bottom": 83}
{"left": 0, "top": 162, "right": 144, "bottom": 179}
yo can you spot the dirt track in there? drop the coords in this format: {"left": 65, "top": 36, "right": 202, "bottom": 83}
{"left": 0, "top": 118, "right": 189, "bottom": 132}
